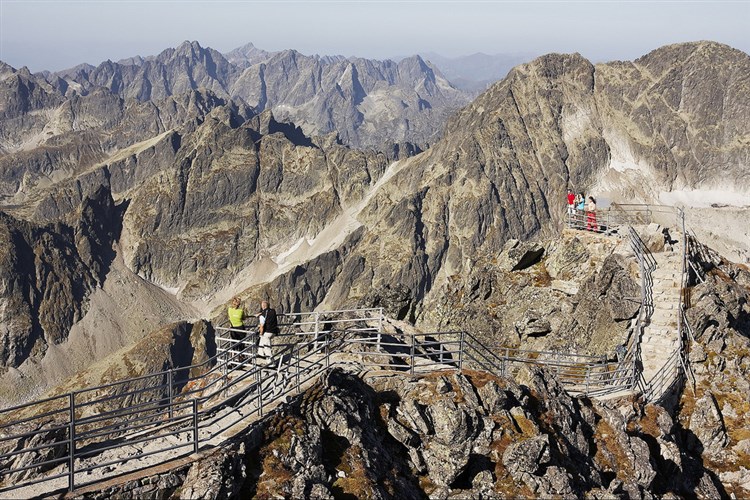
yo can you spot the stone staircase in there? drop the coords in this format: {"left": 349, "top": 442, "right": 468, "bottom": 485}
{"left": 640, "top": 250, "right": 683, "bottom": 396}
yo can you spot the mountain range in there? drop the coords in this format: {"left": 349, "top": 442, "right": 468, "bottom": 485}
{"left": 12, "top": 40, "right": 470, "bottom": 150}
{"left": 1, "top": 37, "right": 749, "bottom": 497}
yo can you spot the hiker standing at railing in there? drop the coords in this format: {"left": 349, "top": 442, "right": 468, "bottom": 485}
{"left": 227, "top": 297, "right": 248, "bottom": 340}
{"left": 575, "top": 192, "right": 586, "bottom": 228}
{"left": 586, "top": 196, "right": 598, "bottom": 231}
{"left": 257, "top": 300, "right": 279, "bottom": 360}
{"left": 566, "top": 188, "right": 576, "bottom": 225}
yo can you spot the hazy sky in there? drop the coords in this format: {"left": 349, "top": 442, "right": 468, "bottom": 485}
{"left": 0, "top": 0, "right": 748, "bottom": 72}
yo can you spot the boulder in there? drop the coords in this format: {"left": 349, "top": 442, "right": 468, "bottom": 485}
{"left": 688, "top": 392, "right": 729, "bottom": 457}
{"left": 498, "top": 239, "right": 546, "bottom": 272}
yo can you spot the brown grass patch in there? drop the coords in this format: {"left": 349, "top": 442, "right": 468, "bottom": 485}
{"left": 464, "top": 370, "right": 507, "bottom": 390}
{"left": 593, "top": 418, "right": 634, "bottom": 481}
{"left": 332, "top": 445, "right": 377, "bottom": 498}
{"left": 637, "top": 405, "right": 663, "bottom": 438}
{"left": 253, "top": 414, "right": 306, "bottom": 498}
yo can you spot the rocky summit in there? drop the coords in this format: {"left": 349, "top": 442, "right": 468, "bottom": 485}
{"left": 0, "top": 40, "right": 749, "bottom": 498}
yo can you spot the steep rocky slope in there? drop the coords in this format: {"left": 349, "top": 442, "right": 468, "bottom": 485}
{"left": 421, "top": 229, "right": 640, "bottom": 356}
{"left": 0, "top": 83, "right": 251, "bottom": 204}
{"left": 677, "top": 249, "right": 750, "bottom": 496}
{"left": 592, "top": 42, "right": 750, "bottom": 197}
{"left": 0, "top": 187, "right": 117, "bottom": 371}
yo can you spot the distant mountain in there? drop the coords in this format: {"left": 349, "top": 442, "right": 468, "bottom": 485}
{"left": 229, "top": 49, "right": 469, "bottom": 147}
{"left": 222, "top": 42, "right": 275, "bottom": 68}
{"left": 29, "top": 41, "right": 470, "bottom": 148}
{"left": 420, "top": 51, "right": 535, "bottom": 93}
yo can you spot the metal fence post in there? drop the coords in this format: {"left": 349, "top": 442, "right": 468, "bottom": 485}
{"left": 377, "top": 308, "right": 383, "bottom": 350}
{"left": 296, "top": 350, "right": 300, "bottom": 393}
{"left": 410, "top": 335, "right": 416, "bottom": 375}
{"left": 68, "top": 392, "right": 76, "bottom": 492}
{"left": 257, "top": 366, "right": 263, "bottom": 416}
{"left": 192, "top": 399, "right": 199, "bottom": 454}
{"left": 458, "top": 331, "right": 465, "bottom": 371}
{"left": 167, "top": 369, "right": 174, "bottom": 420}
{"left": 585, "top": 365, "right": 590, "bottom": 395}
{"left": 325, "top": 331, "right": 330, "bottom": 370}
{"left": 222, "top": 339, "right": 228, "bottom": 391}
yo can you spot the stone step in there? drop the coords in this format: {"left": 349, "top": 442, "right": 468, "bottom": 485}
{"left": 642, "top": 344, "right": 678, "bottom": 352}
{"left": 649, "top": 314, "right": 678, "bottom": 322}
{"left": 648, "top": 319, "right": 677, "bottom": 326}
{"left": 644, "top": 332, "right": 679, "bottom": 339}
{"left": 642, "top": 337, "right": 679, "bottom": 345}
{"left": 647, "top": 321, "right": 677, "bottom": 327}
{"left": 651, "top": 282, "right": 679, "bottom": 289}
{"left": 641, "top": 339, "right": 679, "bottom": 352}
{"left": 642, "top": 345, "right": 679, "bottom": 353}
{"left": 651, "top": 269, "right": 682, "bottom": 281}
{"left": 643, "top": 332, "right": 678, "bottom": 340}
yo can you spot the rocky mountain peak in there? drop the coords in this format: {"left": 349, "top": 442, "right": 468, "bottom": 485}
{"left": 223, "top": 42, "right": 273, "bottom": 67}
{"left": 0, "top": 60, "right": 15, "bottom": 78}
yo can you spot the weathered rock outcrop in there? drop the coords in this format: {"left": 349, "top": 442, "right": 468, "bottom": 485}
{"left": 82, "top": 367, "right": 727, "bottom": 498}
{"left": 679, "top": 252, "right": 750, "bottom": 497}
{"left": 418, "top": 229, "right": 636, "bottom": 356}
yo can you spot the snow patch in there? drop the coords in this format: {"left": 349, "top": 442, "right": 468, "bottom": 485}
{"left": 604, "top": 131, "right": 650, "bottom": 173}
{"left": 272, "top": 237, "right": 310, "bottom": 265}
{"left": 155, "top": 283, "right": 182, "bottom": 295}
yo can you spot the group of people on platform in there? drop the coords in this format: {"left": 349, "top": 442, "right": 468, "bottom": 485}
{"left": 566, "top": 188, "right": 598, "bottom": 231}
{"left": 226, "top": 297, "right": 279, "bottom": 360}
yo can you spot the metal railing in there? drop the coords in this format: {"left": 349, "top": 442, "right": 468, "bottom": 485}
{"left": 564, "top": 203, "right": 698, "bottom": 401}
{"left": 565, "top": 203, "right": 683, "bottom": 235}
{"left": 625, "top": 206, "right": 697, "bottom": 403}
{"left": 0, "top": 308, "right": 383, "bottom": 496}
{"left": 0, "top": 300, "right": 645, "bottom": 497}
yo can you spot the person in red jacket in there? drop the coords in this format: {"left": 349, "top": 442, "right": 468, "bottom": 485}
{"left": 566, "top": 188, "right": 576, "bottom": 225}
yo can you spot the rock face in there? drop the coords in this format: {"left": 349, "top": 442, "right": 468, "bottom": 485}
{"left": 0, "top": 187, "right": 118, "bottom": 371}
{"left": 419, "top": 229, "right": 637, "bottom": 356}
{"left": 592, "top": 42, "right": 750, "bottom": 195}
{"left": 88, "top": 367, "right": 727, "bottom": 498}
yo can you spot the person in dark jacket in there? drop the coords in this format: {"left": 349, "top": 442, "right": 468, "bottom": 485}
{"left": 257, "top": 300, "right": 278, "bottom": 358}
